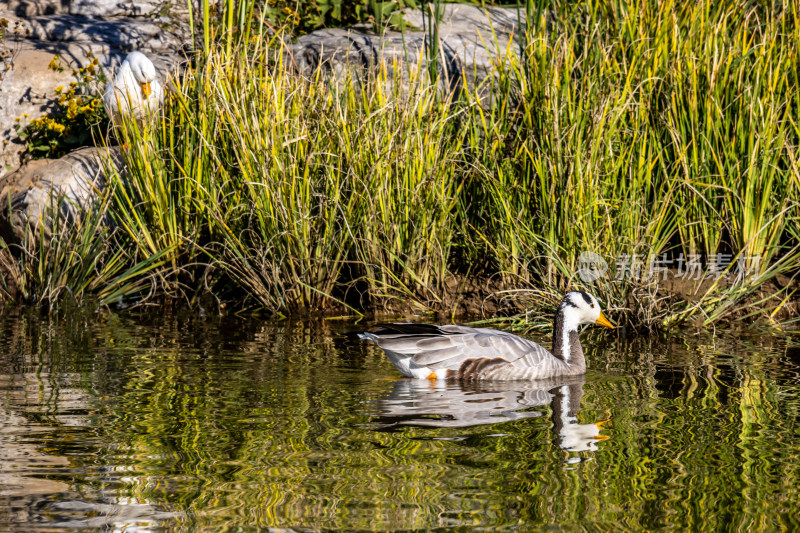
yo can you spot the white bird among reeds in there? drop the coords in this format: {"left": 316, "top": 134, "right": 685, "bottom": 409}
{"left": 102, "top": 51, "right": 164, "bottom": 126}
{"left": 359, "top": 291, "right": 614, "bottom": 381}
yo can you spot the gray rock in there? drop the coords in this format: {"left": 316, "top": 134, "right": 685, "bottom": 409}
{"left": 6, "top": 0, "right": 178, "bottom": 18}
{"left": 289, "top": 4, "right": 529, "bottom": 91}
{"left": 22, "top": 14, "right": 188, "bottom": 53}
{"left": 3, "top": 0, "right": 69, "bottom": 17}
{"left": 69, "top": 0, "right": 164, "bottom": 17}
{"left": 0, "top": 146, "right": 122, "bottom": 243}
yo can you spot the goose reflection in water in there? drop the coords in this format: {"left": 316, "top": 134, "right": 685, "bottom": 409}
{"left": 374, "top": 376, "right": 609, "bottom": 452}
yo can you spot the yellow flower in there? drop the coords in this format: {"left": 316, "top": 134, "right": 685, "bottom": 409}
{"left": 55, "top": 86, "right": 64, "bottom": 94}
{"left": 48, "top": 56, "right": 60, "bottom": 70}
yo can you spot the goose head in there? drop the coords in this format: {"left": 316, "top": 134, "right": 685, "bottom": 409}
{"left": 125, "top": 51, "right": 157, "bottom": 98}
{"left": 559, "top": 291, "right": 614, "bottom": 331}
{"left": 551, "top": 291, "right": 613, "bottom": 365}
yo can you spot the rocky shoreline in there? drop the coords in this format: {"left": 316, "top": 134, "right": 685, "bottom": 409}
{"left": 1, "top": 0, "right": 189, "bottom": 177}
{"left": 0, "top": 3, "right": 532, "bottom": 243}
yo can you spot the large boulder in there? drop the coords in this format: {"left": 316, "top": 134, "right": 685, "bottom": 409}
{"left": 289, "top": 4, "right": 532, "bottom": 91}
{"left": 0, "top": 146, "right": 122, "bottom": 243}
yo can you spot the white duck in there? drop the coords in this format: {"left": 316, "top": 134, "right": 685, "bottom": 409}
{"left": 102, "top": 51, "right": 164, "bottom": 126}
{"left": 359, "top": 291, "right": 614, "bottom": 381}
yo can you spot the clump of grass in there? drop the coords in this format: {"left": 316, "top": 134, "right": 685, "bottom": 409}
{"left": 0, "top": 187, "right": 171, "bottom": 308}
{"left": 332, "top": 70, "right": 463, "bottom": 308}
{"left": 195, "top": 42, "right": 355, "bottom": 310}
{"left": 465, "top": 0, "right": 800, "bottom": 329}
{"left": 111, "top": 29, "right": 465, "bottom": 313}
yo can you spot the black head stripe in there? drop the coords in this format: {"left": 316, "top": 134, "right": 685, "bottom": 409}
{"left": 561, "top": 297, "right": 577, "bottom": 309}
{"left": 580, "top": 291, "right": 593, "bottom": 306}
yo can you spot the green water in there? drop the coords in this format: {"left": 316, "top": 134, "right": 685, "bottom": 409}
{"left": 1, "top": 311, "right": 799, "bottom": 531}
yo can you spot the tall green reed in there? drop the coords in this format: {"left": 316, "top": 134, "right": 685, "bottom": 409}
{"left": 466, "top": 0, "right": 799, "bottom": 328}
{"left": 16, "top": 0, "right": 792, "bottom": 325}
{"left": 422, "top": 0, "right": 444, "bottom": 84}
{"left": 332, "top": 67, "right": 463, "bottom": 307}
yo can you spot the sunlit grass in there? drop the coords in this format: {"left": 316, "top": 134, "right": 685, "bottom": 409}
{"left": 1, "top": 0, "right": 798, "bottom": 328}
{"left": 110, "top": 30, "right": 466, "bottom": 312}
{"left": 0, "top": 188, "right": 172, "bottom": 307}
{"left": 466, "top": 0, "right": 800, "bottom": 329}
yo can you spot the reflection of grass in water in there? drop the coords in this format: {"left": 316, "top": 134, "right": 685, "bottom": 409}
{"left": 4, "top": 314, "right": 798, "bottom": 530}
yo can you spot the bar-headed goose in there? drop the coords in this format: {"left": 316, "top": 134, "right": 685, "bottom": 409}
{"left": 359, "top": 291, "right": 613, "bottom": 381}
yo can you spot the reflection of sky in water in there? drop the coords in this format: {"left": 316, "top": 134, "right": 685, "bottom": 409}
{"left": 0, "top": 370, "right": 179, "bottom": 531}
{"left": 0, "top": 313, "right": 799, "bottom": 530}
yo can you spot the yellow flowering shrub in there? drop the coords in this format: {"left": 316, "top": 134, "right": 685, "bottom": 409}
{"left": 15, "top": 52, "right": 109, "bottom": 159}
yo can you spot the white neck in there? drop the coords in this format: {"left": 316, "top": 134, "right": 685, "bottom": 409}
{"left": 553, "top": 307, "right": 583, "bottom": 364}
{"left": 562, "top": 311, "right": 580, "bottom": 362}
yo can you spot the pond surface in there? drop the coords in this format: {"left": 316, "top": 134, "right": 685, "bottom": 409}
{"left": 1, "top": 311, "right": 799, "bottom": 531}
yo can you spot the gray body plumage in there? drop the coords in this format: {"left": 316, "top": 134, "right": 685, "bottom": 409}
{"left": 360, "top": 324, "right": 582, "bottom": 380}
{"left": 359, "top": 291, "right": 612, "bottom": 381}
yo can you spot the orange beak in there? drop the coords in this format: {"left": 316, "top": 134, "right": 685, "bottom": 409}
{"left": 594, "top": 418, "right": 611, "bottom": 440}
{"left": 141, "top": 82, "right": 152, "bottom": 98}
{"left": 595, "top": 312, "right": 614, "bottom": 329}
{"left": 594, "top": 418, "right": 611, "bottom": 429}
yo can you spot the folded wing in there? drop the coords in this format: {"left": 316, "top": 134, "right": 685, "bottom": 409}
{"left": 363, "top": 324, "right": 561, "bottom": 380}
